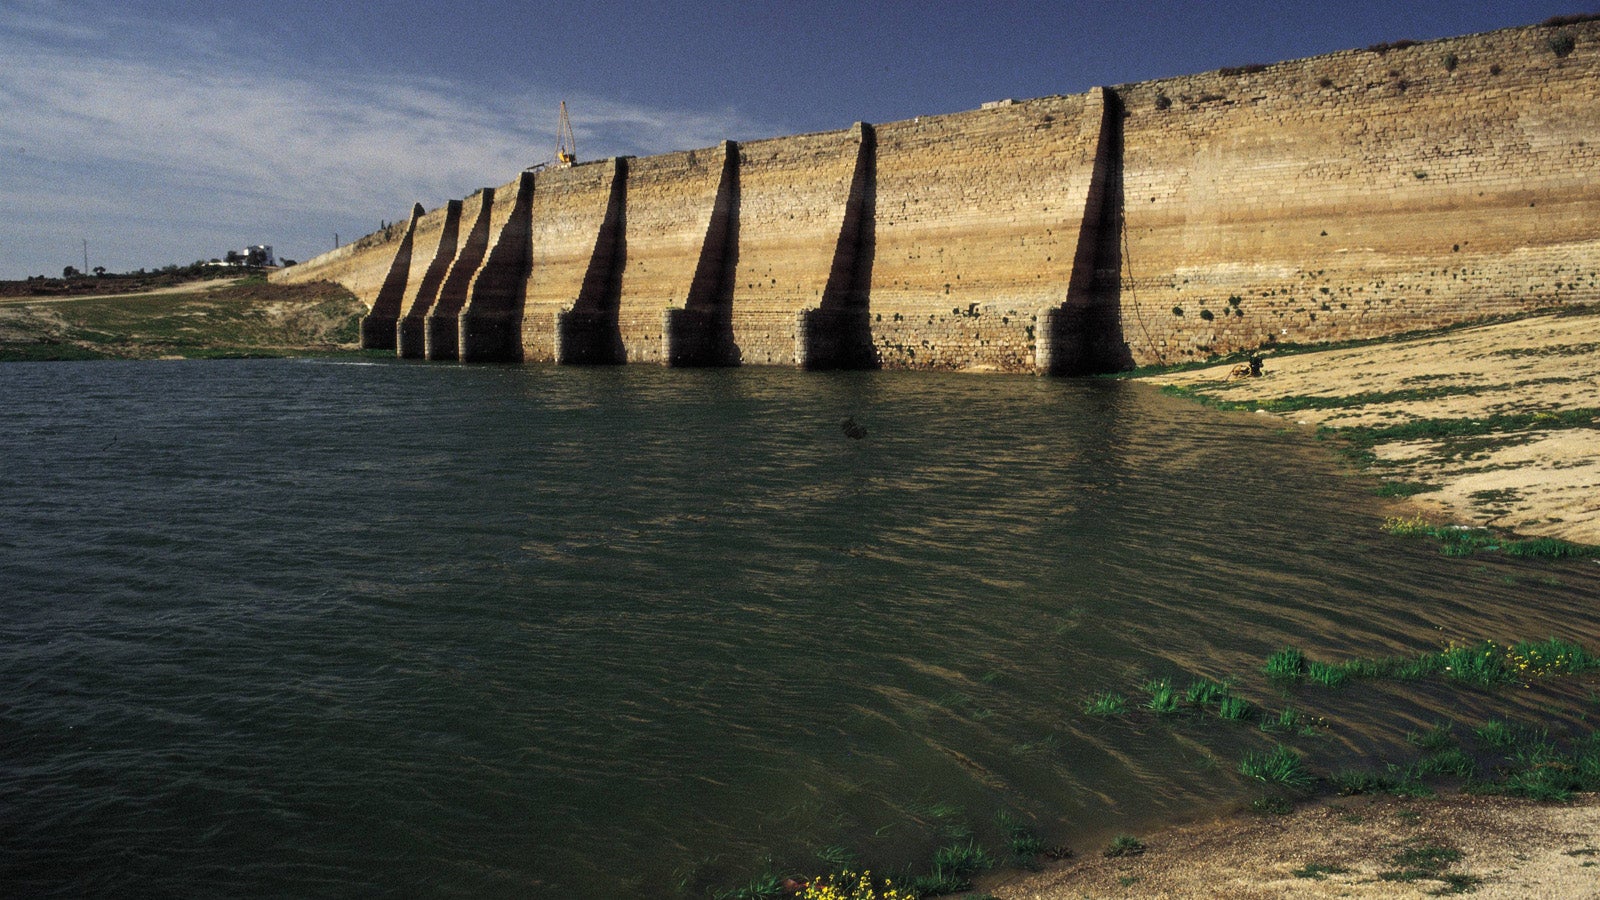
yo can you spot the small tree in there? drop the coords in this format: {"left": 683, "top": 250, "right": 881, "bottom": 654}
{"left": 62, "top": 265, "right": 80, "bottom": 278}
{"left": 93, "top": 266, "right": 106, "bottom": 277}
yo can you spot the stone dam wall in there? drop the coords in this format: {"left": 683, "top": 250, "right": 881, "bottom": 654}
{"left": 273, "top": 19, "right": 1600, "bottom": 373}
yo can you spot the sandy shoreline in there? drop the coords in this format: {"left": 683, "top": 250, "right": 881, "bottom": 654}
{"left": 1142, "top": 305, "right": 1600, "bottom": 547}
{"left": 989, "top": 792, "right": 1600, "bottom": 898}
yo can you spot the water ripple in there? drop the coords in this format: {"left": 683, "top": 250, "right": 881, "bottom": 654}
{"left": 2, "top": 360, "right": 1596, "bottom": 896}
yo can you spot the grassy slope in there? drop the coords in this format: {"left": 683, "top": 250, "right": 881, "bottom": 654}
{"left": 0, "top": 277, "right": 367, "bottom": 361}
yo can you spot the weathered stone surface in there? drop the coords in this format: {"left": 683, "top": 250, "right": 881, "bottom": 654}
{"left": 272, "top": 19, "right": 1600, "bottom": 373}
{"left": 1113, "top": 21, "right": 1600, "bottom": 365}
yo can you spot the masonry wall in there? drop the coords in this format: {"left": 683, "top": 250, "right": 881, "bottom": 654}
{"left": 725, "top": 127, "right": 862, "bottom": 365}
{"left": 271, "top": 18, "right": 1600, "bottom": 374}
{"left": 423, "top": 184, "right": 502, "bottom": 360}
{"left": 610, "top": 148, "right": 726, "bottom": 363}
{"left": 866, "top": 90, "right": 1106, "bottom": 371}
{"left": 1114, "top": 20, "right": 1600, "bottom": 365}
{"left": 521, "top": 159, "right": 620, "bottom": 362}
{"left": 273, "top": 221, "right": 410, "bottom": 307}
{"left": 396, "top": 199, "right": 463, "bottom": 357}
{"left": 398, "top": 201, "right": 463, "bottom": 319}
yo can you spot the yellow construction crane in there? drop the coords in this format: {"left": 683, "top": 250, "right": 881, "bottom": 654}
{"left": 555, "top": 101, "right": 576, "bottom": 167}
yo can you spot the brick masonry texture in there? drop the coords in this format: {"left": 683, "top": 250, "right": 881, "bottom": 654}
{"left": 272, "top": 18, "right": 1600, "bottom": 372}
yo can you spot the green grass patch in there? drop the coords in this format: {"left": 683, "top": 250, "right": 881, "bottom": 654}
{"left": 1260, "top": 707, "right": 1316, "bottom": 736}
{"left": 1264, "top": 647, "right": 1306, "bottom": 683}
{"left": 1330, "top": 762, "right": 1437, "bottom": 798}
{"left": 1083, "top": 691, "right": 1128, "bottom": 717}
{"left": 1342, "top": 408, "right": 1600, "bottom": 448}
{"left": 996, "top": 811, "right": 1045, "bottom": 861}
{"left": 1474, "top": 719, "right": 1519, "bottom": 749}
{"left": 1143, "top": 678, "right": 1181, "bottom": 715}
{"left": 1184, "top": 678, "right": 1230, "bottom": 707}
{"left": 1407, "top": 722, "right": 1456, "bottom": 753}
{"left": 1416, "top": 748, "right": 1476, "bottom": 780}
{"left": 1490, "top": 731, "right": 1600, "bottom": 801}
{"left": 1379, "top": 843, "right": 1466, "bottom": 885}
{"left": 815, "top": 844, "right": 856, "bottom": 868}
{"left": 1240, "top": 745, "right": 1315, "bottom": 790}
{"left": 715, "top": 871, "right": 785, "bottom": 900}
{"left": 1103, "top": 834, "right": 1146, "bottom": 858}
{"left": 1305, "top": 660, "right": 1349, "bottom": 687}
{"left": 1382, "top": 516, "right": 1600, "bottom": 559}
{"left": 1373, "top": 480, "right": 1440, "bottom": 498}
{"left": 0, "top": 280, "right": 365, "bottom": 361}
{"left": 1283, "top": 639, "right": 1600, "bottom": 690}
{"left": 1175, "top": 383, "right": 1500, "bottom": 415}
{"left": 910, "top": 841, "right": 994, "bottom": 895}
{"left": 1218, "top": 695, "right": 1254, "bottom": 721}
{"left": 1250, "top": 796, "right": 1293, "bottom": 815}
{"left": 0, "top": 338, "right": 118, "bottom": 361}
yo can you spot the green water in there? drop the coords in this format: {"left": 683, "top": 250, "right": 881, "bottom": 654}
{"left": 2, "top": 359, "right": 1595, "bottom": 896}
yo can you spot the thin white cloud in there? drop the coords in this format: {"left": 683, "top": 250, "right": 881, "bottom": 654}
{"left": 0, "top": 0, "right": 107, "bottom": 43}
{"left": 0, "top": 4, "right": 782, "bottom": 276}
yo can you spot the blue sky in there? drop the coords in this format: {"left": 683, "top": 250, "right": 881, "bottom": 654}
{"left": 0, "top": 0, "right": 1584, "bottom": 279}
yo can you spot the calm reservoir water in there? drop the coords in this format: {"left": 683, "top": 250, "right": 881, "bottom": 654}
{"left": 3, "top": 359, "right": 1597, "bottom": 897}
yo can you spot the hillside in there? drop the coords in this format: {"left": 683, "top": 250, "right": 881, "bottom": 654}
{"left": 0, "top": 277, "right": 365, "bottom": 361}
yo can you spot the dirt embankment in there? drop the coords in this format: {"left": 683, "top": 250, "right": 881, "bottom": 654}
{"left": 0, "top": 278, "right": 365, "bottom": 361}
{"left": 0, "top": 271, "right": 246, "bottom": 300}
{"left": 1142, "top": 306, "right": 1600, "bottom": 546}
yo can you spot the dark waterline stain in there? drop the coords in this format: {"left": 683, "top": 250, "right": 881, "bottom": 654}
{"left": 1, "top": 359, "right": 1595, "bottom": 897}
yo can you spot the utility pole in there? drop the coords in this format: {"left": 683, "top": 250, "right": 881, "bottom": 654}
{"left": 334, "top": 232, "right": 340, "bottom": 249}
{"left": 82, "top": 239, "right": 88, "bottom": 274}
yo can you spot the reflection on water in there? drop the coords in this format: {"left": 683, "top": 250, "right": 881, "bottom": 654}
{"left": 1, "top": 359, "right": 1596, "bottom": 896}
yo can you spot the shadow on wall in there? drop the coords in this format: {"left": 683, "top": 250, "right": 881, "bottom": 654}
{"left": 801, "top": 122, "right": 879, "bottom": 370}
{"left": 1042, "top": 89, "right": 1136, "bottom": 376}
{"left": 556, "top": 158, "right": 630, "bottom": 364}
{"left": 666, "top": 142, "right": 742, "bottom": 367}
{"left": 425, "top": 189, "right": 497, "bottom": 361}
{"left": 398, "top": 199, "right": 464, "bottom": 359}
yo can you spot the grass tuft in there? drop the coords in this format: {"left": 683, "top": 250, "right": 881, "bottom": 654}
{"left": 815, "top": 844, "right": 856, "bottom": 868}
{"left": 1083, "top": 691, "right": 1128, "bottom": 717}
{"left": 1260, "top": 707, "right": 1316, "bottom": 736}
{"left": 1240, "top": 745, "right": 1315, "bottom": 790}
{"left": 1417, "top": 748, "right": 1476, "bottom": 779}
{"left": 1474, "top": 718, "right": 1518, "bottom": 749}
{"left": 1264, "top": 647, "right": 1306, "bottom": 683}
{"left": 1407, "top": 722, "right": 1456, "bottom": 753}
{"left": 1250, "top": 796, "right": 1293, "bottom": 815}
{"left": 1305, "top": 660, "right": 1349, "bottom": 687}
{"left": 1218, "top": 695, "right": 1254, "bottom": 721}
{"left": 1184, "top": 679, "right": 1230, "bottom": 707}
{"left": 996, "top": 811, "right": 1046, "bottom": 860}
{"left": 1104, "top": 835, "right": 1146, "bottom": 858}
{"left": 909, "top": 841, "right": 994, "bottom": 895}
{"left": 1143, "top": 679, "right": 1181, "bottom": 714}
{"left": 1374, "top": 480, "right": 1440, "bottom": 498}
